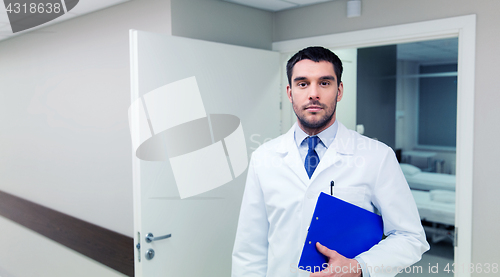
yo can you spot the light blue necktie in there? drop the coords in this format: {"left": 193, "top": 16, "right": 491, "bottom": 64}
{"left": 305, "top": 136, "right": 320, "bottom": 179}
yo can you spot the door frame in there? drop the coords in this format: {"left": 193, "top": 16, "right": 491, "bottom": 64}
{"left": 272, "top": 14, "right": 476, "bottom": 277}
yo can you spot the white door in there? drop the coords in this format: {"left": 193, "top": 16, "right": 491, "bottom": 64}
{"left": 129, "top": 31, "right": 281, "bottom": 276}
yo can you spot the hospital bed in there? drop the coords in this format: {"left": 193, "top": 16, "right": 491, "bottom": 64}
{"left": 411, "top": 190, "right": 455, "bottom": 226}
{"left": 400, "top": 163, "right": 457, "bottom": 243}
{"left": 400, "top": 163, "right": 456, "bottom": 191}
{"left": 410, "top": 189, "right": 456, "bottom": 244}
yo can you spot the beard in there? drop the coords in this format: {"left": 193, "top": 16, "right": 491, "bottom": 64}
{"left": 292, "top": 92, "right": 338, "bottom": 130}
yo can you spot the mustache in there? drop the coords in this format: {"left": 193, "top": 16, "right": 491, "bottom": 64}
{"left": 303, "top": 100, "right": 326, "bottom": 109}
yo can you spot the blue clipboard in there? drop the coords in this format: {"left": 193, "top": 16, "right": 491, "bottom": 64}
{"left": 298, "top": 192, "right": 383, "bottom": 272}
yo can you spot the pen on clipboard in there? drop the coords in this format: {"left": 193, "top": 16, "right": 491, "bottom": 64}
{"left": 330, "top": 181, "right": 334, "bottom": 195}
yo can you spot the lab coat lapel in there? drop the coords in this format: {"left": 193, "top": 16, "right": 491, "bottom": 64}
{"left": 279, "top": 124, "right": 310, "bottom": 187}
{"left": 309, "top": 122, "right": 355, "bottom": 183}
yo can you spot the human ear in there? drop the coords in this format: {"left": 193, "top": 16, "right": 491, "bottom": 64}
{"left": 286, "top": 85, "right": 293, "bottom": 103}
{"left": 337, "top": 82, "right": 344, "bottom": 102}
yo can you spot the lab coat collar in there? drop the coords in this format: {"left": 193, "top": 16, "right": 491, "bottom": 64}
{"left": 328, "top": 121, "right": 355, "bottom": 155}
{"left": 310, "top": 122, "right": 354, "bottom": 182}
{"left": 276, "top": 121, "right": 354, "bottom": 155}
{"left": 278, "top": 123, "right": 310, "bottom": 185}
{"left": 276, "top": 121, "right": 355, "bottom": 185}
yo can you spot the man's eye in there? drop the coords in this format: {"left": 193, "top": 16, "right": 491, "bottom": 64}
{"left": 298, "top": 82, "right": 307, "bottom": 87}
{"left": 320, "top": 81, "right": 330, "bottom": 86}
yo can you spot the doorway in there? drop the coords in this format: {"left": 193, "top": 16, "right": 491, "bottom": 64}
{"left": 273, "top": 15, "right": 475, "bottom": 277}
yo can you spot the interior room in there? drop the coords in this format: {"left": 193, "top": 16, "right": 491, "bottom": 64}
{"left": 353, "top": 38, "right": 459, "bottom": 276}
{"left": 0, "top": 0, "right": 499, "bottom": 276}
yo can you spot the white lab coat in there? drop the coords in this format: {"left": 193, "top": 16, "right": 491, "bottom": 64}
{"left": 232, "top": 122, "right": 429, "bottom": 277}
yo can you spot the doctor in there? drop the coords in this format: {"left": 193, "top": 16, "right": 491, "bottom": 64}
{"left": 232, "top": 46, "right": 429, "bottom": 277}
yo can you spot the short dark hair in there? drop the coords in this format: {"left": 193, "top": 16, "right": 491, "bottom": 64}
{"left": 286, "top": 46, "right": 343, "bottom": 86}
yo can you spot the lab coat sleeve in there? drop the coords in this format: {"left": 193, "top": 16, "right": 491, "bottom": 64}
{"left": 232, "top": 153, "right": 269, "bottom": 277}
{"left": 355, "top": 147, "right": 430, "bottom": 277}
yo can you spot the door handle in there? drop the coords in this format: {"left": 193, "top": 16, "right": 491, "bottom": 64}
{"left": 145, "top": 232, "right": 172, "bottom": 243}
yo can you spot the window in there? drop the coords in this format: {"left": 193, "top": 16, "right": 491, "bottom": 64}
{"left": 418, "top": 64, "right": 457, "bottom": 148}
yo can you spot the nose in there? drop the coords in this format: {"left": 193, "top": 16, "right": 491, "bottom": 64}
{"left": 308, "top": 83, "right": 320, "bottom": 99}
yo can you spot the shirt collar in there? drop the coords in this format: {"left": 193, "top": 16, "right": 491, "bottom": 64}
{"left": 294, "top": 120, "right": 338, "bottom": 149}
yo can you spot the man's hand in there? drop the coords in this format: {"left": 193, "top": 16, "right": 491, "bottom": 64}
{"left": 310, "top": 242, "right": 362, "bottom": 277}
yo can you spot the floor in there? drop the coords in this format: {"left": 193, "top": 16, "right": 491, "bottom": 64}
{"left": 399, "top": 239, "right": 454, "bottom": 276}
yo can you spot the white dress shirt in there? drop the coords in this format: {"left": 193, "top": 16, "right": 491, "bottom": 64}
{"left": 295, "top": 120, "right": 338, "bottom": 163}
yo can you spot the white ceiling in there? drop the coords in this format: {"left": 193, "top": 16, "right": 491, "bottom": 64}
{"left": 0, "top": 0, "right": 130, "bottom": 42}
{"left": 0, "top": 0, "right": 457, "bottom": 65}
{"left": 222, "top": 1, "right": 457, "bottom": 64}
{"left": 223, "top": 0, "right": 335, "bottom": 12}
{"left": 397, "top": 38, "right": 458, "bottom": 64}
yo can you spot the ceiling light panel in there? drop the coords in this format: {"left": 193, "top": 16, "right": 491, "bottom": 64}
{"left": 0, "top": 4, "right": 10, "bottom": 25}
{"left": 286, "top": 0, "right": 332, "bottom": 6}
{"left": 0, "top": 0, "right": 130, "bottom": 41}
{"left": 224, "top": 0, "right": 297, "bottom": 11}
{"left": 68, "top": 0, "right": 130, "bottom": 16}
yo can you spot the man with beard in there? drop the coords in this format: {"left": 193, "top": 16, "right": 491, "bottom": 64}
{"left": 232, "top": 47, "right": 429, "bottom": 277}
